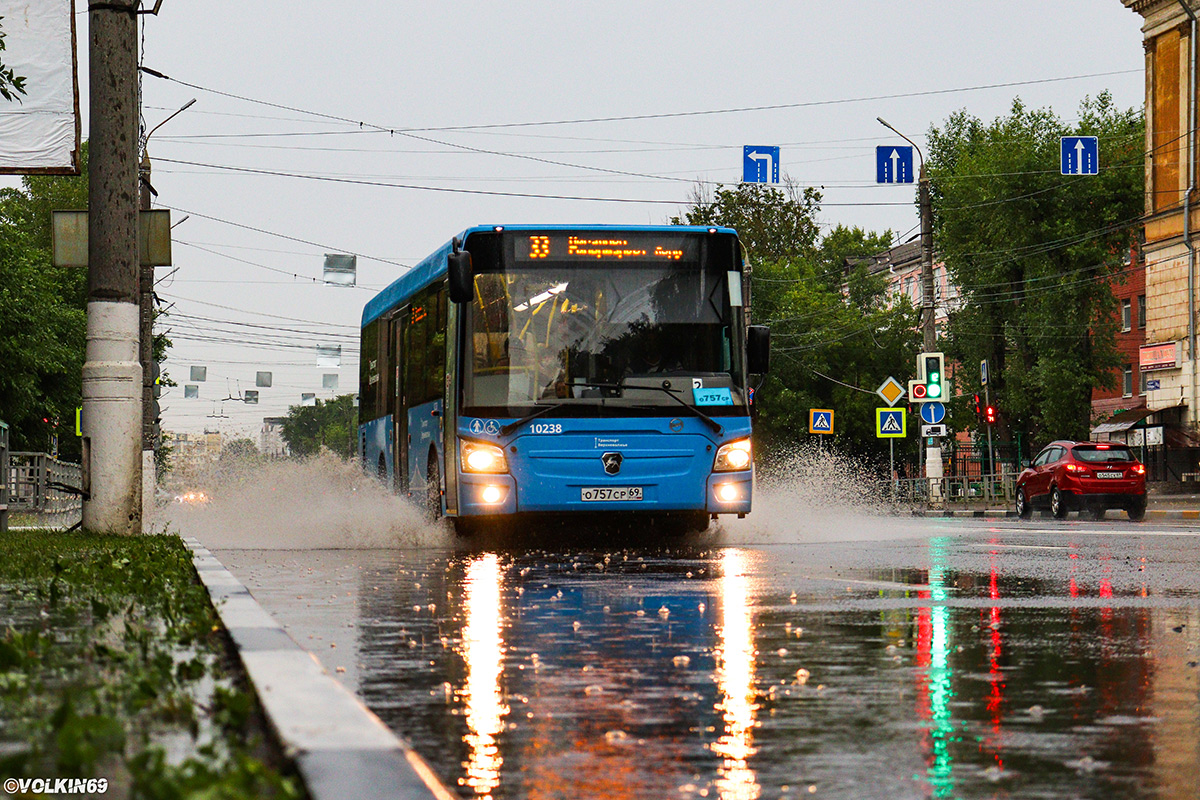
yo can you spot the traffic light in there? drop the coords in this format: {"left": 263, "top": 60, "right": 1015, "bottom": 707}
{"left": 973, "top": 393, "right": 982, "bottom": 417}
{"left": 923, "top": 353, "right": 945, "bottom": 399}
{"left": 985, "top": 405, "right": 997, "bottom": 425}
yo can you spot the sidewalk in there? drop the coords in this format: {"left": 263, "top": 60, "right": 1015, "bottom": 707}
{"left": 906, "top": 491, "right": 1200, "bottom": 520}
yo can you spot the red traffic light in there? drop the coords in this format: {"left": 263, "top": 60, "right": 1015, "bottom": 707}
{"left": 985, "top": 405, "right": 997, "bottom": 425}
{"left": 911, "top": 383, "right": 927, "bottom": 399}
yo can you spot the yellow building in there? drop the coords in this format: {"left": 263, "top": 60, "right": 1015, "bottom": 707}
{"left": 1122, "top": 1, "right": 1200, "bottom": 473}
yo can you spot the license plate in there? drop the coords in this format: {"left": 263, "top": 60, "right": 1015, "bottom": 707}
{"left": 581, "top": 486, "right": 643, "bottom": 502}
{"left": 1096, "top": 471, "right": 1124, "bottom": 479}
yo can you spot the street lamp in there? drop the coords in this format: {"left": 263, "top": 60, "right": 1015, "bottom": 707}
{"left": 878, "top": 116, "right": 935, "bottom": 352}
{"left": 138, "top": 98, "right": 195, "bottom": 522}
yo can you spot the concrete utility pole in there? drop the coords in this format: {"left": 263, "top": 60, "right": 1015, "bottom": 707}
{"left": 83, "top": 0, "right": 142, "bottom": 534}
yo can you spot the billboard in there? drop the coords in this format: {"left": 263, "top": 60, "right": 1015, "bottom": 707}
{"left": 0, "top": 1, "right": 80, "bottom": 174}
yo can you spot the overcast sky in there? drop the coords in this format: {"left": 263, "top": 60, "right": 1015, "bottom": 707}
{"left": 49, "top": 1, "right": 1149, "bottom": 436}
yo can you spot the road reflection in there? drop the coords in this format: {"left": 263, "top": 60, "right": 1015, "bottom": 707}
{"left": 337, "top": 531, "right": 1200, "bottom": 800}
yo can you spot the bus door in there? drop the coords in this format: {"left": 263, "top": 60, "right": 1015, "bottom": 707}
{"left": 391, "top": 308, "right": 410, "bottom": 493}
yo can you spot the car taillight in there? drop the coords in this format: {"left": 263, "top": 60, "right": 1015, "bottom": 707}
{"left": 1064, "top": 463, "right": 1090, "bottom": 476}
{"left": 1133, "top": 464, "right": 1145, "bottom": 475}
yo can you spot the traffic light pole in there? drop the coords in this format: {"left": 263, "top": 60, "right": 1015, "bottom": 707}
{"left": 985, "top": 384, "right": 995, "bottom": 477}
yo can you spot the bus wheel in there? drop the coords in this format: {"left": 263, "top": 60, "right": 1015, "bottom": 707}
{"left": 425, "top": 457, "right": 442, "bottom": 522}
{"left": 377, "top": 454, "right": 387, "bottom": 481}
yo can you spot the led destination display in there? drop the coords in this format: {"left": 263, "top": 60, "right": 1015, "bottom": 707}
{"left": 513, "top": 232, "right": 697, "bottom": 262}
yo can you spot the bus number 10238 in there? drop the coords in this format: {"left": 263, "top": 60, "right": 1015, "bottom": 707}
{"left": 531, "top": 422, "right": 562, "bottom": 434}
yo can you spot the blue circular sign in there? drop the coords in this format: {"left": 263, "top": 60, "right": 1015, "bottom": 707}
{"left": 920, "top": 402, "right": 946, "bottom": 425}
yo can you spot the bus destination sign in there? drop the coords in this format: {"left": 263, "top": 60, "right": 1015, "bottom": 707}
{"left": 513, "top": 233, "right": 696, "bottom": 262}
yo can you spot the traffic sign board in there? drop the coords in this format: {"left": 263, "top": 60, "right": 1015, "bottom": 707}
{"left": 921, "top": 424, "right": 948, "bottom": 437}
{"left": 876, "top": 376, "right": 906, "bottom": 407}
{"left": 809, "top": 408, "right": 834, "bottom": 434}
{"left": 876, "top": 408, "right": 906, "bottom": 438}
{"left": 743, "top": 146, "right": 780, "bottom": 183}
{"left": 980, "top": 359, "right": 989, "bottom": 387}
{"left": 919, "top": 401, "right": 946, "bottom": 425}
{"left": 876, "top": 145, "right": 914, "bottom": 184}
{"left": 1060, "top": 136, "right": 1099, "bottom": 175}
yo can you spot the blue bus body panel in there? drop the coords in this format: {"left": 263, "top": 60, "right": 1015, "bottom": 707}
{"left": 361, "top": 415, "right": 393, "bottom": 482}
{"left": 362, "top": 224, "right": 739, "bottom": 327}
{"left": 456, "top": 415, "right": 752, "bottom": 516}
{"left": 407, "top": 399, "right": 443, "bottom": 486}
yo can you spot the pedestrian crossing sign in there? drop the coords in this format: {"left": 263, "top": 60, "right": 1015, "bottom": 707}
{"left": 809, "top": 408, "right": 834, "bottom": 434}
{"left": 876, "top": 407, "right": 906, "bottom": 438}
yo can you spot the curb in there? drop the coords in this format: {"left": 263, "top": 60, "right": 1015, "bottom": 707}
{"left": 904, "top": 508, "right": 1199, "bottom": 521}
{"left": 182, "top": 536, "right": 455, "bottom": 800}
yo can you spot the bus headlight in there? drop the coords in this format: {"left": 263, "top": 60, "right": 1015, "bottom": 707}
{"left": 713, "top": 439, "right": 752, "bottom": 471}
{"left": 460, "top": 440, "right": 508, "bottom": 473}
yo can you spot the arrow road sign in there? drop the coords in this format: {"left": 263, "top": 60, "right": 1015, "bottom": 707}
{"left": 809, "top": 408, "right": 834, "bottom": 434}
{"left": 876, "top": 408, "right": 906, "bottom": 438}
{"left": 1060, "top": 136, "right": 1099, "bottom": 175}
{"left": 919, "top": 401, "right": 946, "bottom": 425}
{"left": 743, "top": 146, "right": 780, "bottom": 183}
{"left": 876, "top": 145, "right": 914, "bottom": 184}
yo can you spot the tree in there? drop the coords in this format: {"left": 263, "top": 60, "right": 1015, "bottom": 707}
{"left": 0, "top": 147, "right": 88, "bottom": 457}
{"left": 927, "top": 94, "right": 1144, "bottom": 451}
{"left": 673, "top": 181, "right": 919, "bottom": 465}
{"left": 280, "top": 395, "right": 358, "bottom": 458}
{"left": 0, "top": 16, "right": 29, "bottom": 102}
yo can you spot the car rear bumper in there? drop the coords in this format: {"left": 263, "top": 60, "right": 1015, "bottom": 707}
{"left": 1061, "top": 490, "right": 1147, "bottom": 511}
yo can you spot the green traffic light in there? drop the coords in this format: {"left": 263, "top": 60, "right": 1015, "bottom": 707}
{"left": 928, "top": 384, "right": 942, "bottom": 398}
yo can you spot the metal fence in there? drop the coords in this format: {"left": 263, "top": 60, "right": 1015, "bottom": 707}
{"left": 880, "top": 472, "right": 1017, "bottom": 506}
{"left": 6, "top": 451, "right": 84, "bottom": 529}
{"left": 0, "top": 422, "right": 8, "bottom": 532}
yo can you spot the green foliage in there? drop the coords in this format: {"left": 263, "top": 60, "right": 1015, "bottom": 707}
{"left": 0, "top": 147, "right": 89, "bottom": 457}
{"left": 0, "top": 16, "right": 29, "bottom": 103}
{"left": 928, "top": 94, "right": 1144, "bottom": 448}
{"left": 280, "top": 394, "right": 358, "bottom": 458}
{"left": 0, "top": 531, "right": 301, "bottom": 797}
{"left": 674, "top": 182, "right": 919, "bottom": 465}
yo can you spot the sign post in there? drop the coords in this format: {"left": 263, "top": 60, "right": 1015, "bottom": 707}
{"left": 808, "top": 408, "right": 834, "bottom": 451}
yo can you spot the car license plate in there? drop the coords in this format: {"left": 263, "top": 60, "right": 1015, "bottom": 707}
{"left": 581, "top": 486, "right": 643, "bottom": 502}
{"left": 1096, "top": 471, "right": 1124, "bottom": 479}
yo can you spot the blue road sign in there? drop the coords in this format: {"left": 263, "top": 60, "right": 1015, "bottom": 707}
{"left": 743, "top": 146, "right": 780, "bottom": 183}
{"left": 919, "top": 401, "right": 946, "bottom": 425}
{"left": 876, "top": 145, "right": 914, "bottom": 184}
{"left": 876, "top": 408, "right": 906, "bottom": 438}
{"left": 809, "top": 408, "right": 834, "bottom": 434}
{"left": 1061, "top": 136, "right": 1099, "bottom": 175}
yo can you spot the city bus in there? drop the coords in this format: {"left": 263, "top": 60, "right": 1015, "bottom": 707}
{"left": 359, "top": 225, "right": 769, "bottom": 534}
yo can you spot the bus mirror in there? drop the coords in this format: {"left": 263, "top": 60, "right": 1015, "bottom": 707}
{"left": 747, "top": 325, "right": 770, "bottom": 375}
{"left": 448, "top": 251, "right": 474, "bottom": 303}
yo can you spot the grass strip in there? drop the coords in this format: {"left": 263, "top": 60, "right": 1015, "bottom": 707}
{"left": 0, "top": 530, "right": 304, "bottom": 799}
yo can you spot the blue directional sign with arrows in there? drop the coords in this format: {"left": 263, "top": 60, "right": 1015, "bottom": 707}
{"left": 743, "top": 146, "right": 780, "bottom": 183}
{"left": 876, "top": 145, "right": 914, "bottom": 184}
{"left": 919, "top": 401, "right": 946, "bottom": 425}
{"left": 1061, "top": 136, "right": 1099, "bottom": 175}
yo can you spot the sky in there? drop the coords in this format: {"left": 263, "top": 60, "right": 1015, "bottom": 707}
{"left": 39, "top": 1, "right": 1151, "bottom": 437}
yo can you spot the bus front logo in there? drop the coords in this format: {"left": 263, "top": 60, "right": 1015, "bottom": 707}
{"left": 602, "top": 452, "right": 623, "bottom": 475}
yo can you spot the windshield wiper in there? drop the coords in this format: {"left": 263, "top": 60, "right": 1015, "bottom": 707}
{"left": 570, "top": 380, "right": 724, "bottom": 435}
{"left": 499, "top": 403, "right": 557, "bottom": 437}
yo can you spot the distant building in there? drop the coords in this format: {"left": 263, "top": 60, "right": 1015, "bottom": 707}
{"left": 260, "top": 417, "right": 289, "bottom": 458}
{"left": 1091, "top": 244, "right": 1149, "bottom": 422}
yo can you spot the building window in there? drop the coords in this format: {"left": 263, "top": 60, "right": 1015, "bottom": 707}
{"left": 1140, "top": 369, "right": 1150, "bottom": 394}
{"left": 1123, "top": 365, "right": 1134, "bottom": 397}
{"left": 1121, "top": 299, "right": 1132, "bottom": 332}
{"left": 1138, "top": 295, "right": 1146, "bottom": 329}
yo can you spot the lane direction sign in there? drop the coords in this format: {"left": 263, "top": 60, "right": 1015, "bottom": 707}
{"left": 1060, "top": 136, "right": 1099, "bottom": 175}
{"left": 919, "top": 401, "right": 946, "bottom": 425}
{"left": 876, "top": 145, "right": 914, "bottom": 184}
{"left": 876, "top": 376, "right": 906, "bottom": 407}
{"left": 809, "top": 408, "right": 834, "bottom": 434}
{"left": 743, "top": 146, "right": 780, "bottom": 183}
{"left": 876, "top": 408, "right": 906, "bottom": 438}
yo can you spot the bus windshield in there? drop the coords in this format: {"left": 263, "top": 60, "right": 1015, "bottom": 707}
{"left": 464, "top": 237, "right": 744, "bottom": 415}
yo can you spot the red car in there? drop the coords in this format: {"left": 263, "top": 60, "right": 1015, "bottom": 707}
{"left": 1015, "top": 441, "right": 1147, "bottom": 521}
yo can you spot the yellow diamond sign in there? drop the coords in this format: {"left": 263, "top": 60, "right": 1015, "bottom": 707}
{"left": 876, "top": 376, "right": 906, "bottom": 407}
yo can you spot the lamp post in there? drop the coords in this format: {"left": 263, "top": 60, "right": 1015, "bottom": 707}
{"left": 878, "top": 117, "right": 943, "bottom": 503}
{"left": 138, "top": 98, "right": 195, "bottom": 522}
{"left": 877, "top": 117, "right": 935, "bottom": 352}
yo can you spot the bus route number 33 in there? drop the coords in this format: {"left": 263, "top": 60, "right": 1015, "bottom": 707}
{"left": 531, "top": 423, "right": 563, "bottom": 434}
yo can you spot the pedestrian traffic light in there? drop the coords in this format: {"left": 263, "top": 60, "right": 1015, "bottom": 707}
{"left": 985, "top": 405, "right": 997, "bottom": 425}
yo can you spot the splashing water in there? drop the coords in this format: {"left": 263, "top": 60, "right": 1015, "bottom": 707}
{"left": 156, "top": 449, "right": 444, "bottom": 549}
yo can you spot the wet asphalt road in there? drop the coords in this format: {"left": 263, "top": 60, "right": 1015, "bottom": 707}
{"left": 213, "top": 515, "right": 1200, "bottom": 800}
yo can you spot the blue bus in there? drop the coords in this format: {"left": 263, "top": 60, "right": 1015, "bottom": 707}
{"left": 359, "top": 225, "right": 769, "bottom": 534}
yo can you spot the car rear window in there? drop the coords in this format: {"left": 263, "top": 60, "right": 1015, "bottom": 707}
{"left": 1073, "top": 446, "right": 1135, "bottom": 463}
